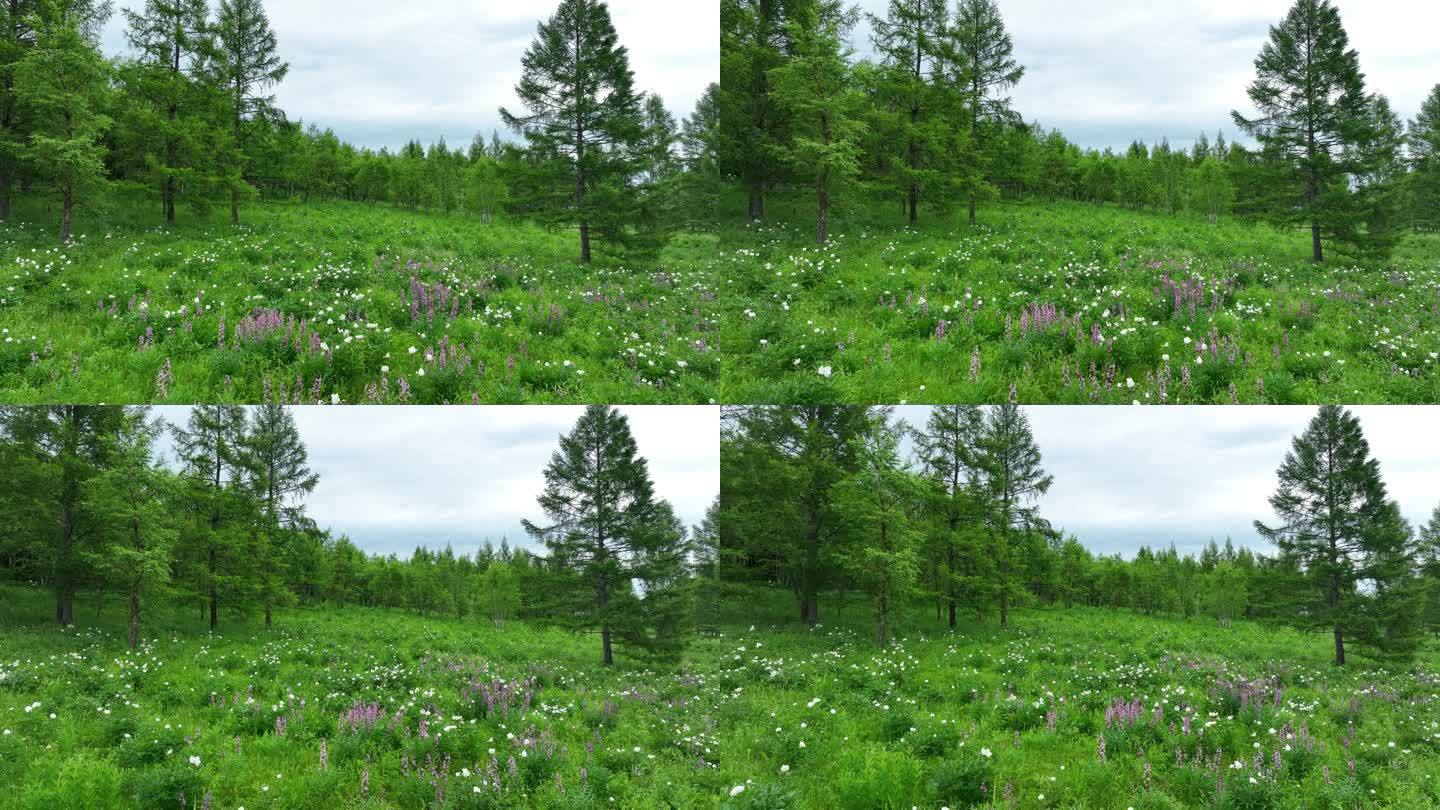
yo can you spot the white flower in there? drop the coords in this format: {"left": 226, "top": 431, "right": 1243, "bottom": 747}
{"left": 980, "top": 747, "right": 992, "bottom": 758}
{"left": 189, "top": 756, "right": 201, "bottom": 767}
{"left": 730, "top": 785, "right": 745, "bottom": 797}
{"left": 780, "top": 764, "right": 790, "bottom": 774}
{"left": 818, "top": 366, "right": 833, "bottom": 378}
{"left": 330, "top": 394, "right": 340, "bottom": 405}
{"left": 417, "top": 367, "right": 425, "bottom": 377}
{"left": 408, "top": 346, "right": 418, "bottom": 354}
{"left": 381, "top": 365, "right": 390, "bottom": 373}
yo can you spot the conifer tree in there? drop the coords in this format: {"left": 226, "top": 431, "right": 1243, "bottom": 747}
{"left": 974, "top": 403, "right": 1052, "bottom": 628}
{"left": 0, "top": 0, "right": 39, "bottom": 221}
{"left": 719, "top": 0, "right": 794, "bottom": 220}
{"left": 949, "top": 0, "right": 1024, "bottom": 225}
{"left": 767, "top": 0, "right": 864, "bottom": 244}
{"left": 208, "top": 0, "right": 287, "bottom": 226}
{"left": 680, "top": 82, "right": 720, "bottom": 175}
{"left": 171, "top": 404, "right": 249, "bottom": 630}
{"left": 1231, "top": 0, "right": 1371, "bottom": 263}
{"left": 501, "top": 0, "right": 644, "bottom": 263}
{"left": 81, "top": 408, "right": 176, "bottom": 649}
{"left": 834, "top": 408, "right": 922, "bottom": 647}
{"left": 2, "top": 405, "right": 127, "bottom": 625}
{"left": 242, "top": 404, "right": 317, "bottom": 629}
{"left": 913, "top": 404, "right": 985, "bottom": 628}
{"left": 868, "top": 0, "right": 949, "bottom": 225}
{"left": 522, "top": 405, "right": 679, "bottom": 666}
{"left": 1255, "top": 405, "right": 1390, "bottom": 665}
{"left": 13, "top": 0, "right": 112, "bottom": 243}
{"left": 123, "top": 0, "right": 213, "bottom": 224}
{"left": 1409, "top": 84, "right": 1440, "bottom": 231}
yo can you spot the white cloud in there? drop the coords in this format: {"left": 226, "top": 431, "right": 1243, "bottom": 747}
{"left": 153, "top": 405, "right": 719, "bottom": 558}
{"left": 851, "top": 0, "right": 1437, "bottom": 150}
{"left": 896, "top": 406, "right": 1440, "bottom": 558}
{"left": 101, "top": 0, "right": 719, "bottom": 151}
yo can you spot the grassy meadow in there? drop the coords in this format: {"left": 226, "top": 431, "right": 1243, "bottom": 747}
{"left": 4, "top": 580, "right": 1439, "bottom": 808}
{"left": 717, "top": 195, "right": 1440, "bottom": 405}
{"left": 0, "top": 195, "right": 719, "bottom": 404}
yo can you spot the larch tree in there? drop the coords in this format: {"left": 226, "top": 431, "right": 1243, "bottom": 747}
{"left": 501, "top": 0, "right": 644, "bottom": 263}
{"left": 912, "top": 404, "right": 985, "bottom": 629}
{"left": 833, "top": 408, "right": 922, "bottom": 648}
{"left": 123, "top": 0, "right": 214, "bottom": 224}
{"left": 0, "top": 0, "right": 39, "bottom": 221}
{"left": 868, "top": 0, "right": 950, "bottom": 225}
{"left": 2, "top": 405, "right": 127, "bottom": 626}
{"left": 949, "top": 0, "right": 1024, "bottom": 226}
{"left": 81, "top": 408, "right": 177, "bottom": 650}
{"left": 1254, "top": 405, "right": 1389, "bottom": 666}
{"left": 478, "top": 561, "right": 520, "bottom": 628}
{"left": 208, "top": 0, "right": 287, "bottom": 226}
{"left": 13, "top": 0, "right": 112, "bottom": 243}
{"left": 242, "top": 404, "right": 318, "bottom": 629}
{"left": 1230, "top": 0, "right": 1370, "bottom": 263}
{"left": 1349, "top": 500, "right": 1425, "bottom": 663}
{"left": 171, "top": 404, "right": 249, "bottom": 630}
{"left": 974, "top": 403, "right": 1052, "bottom": 628}
{"left": 718, "top": 0, "right": 794, "bottom": 220}
{"left": 522, "top": 405, "right": 661, "bottom": 666}
{"left": 1408, "top": 83, "right": 1440, "bottom": 231}
{"left": 1418, "top": 504, "right": 1440, "bottom": 632}
{"left": 767, "top": 0, "right": 865, "bottom": 245}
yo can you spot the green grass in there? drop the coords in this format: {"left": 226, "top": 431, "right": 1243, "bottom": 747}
{"left": 704, "top": 584, "right": 1440, "bottom": 809}
{"left": 717, "top": 195, "right": 1440, "bottom": 404}
{"left": 0, "top": 583, "right": 737, "bottom": 809}
{"left": 7, "top": 581, "right": 1438, "bottom": 808}
{"left": 0, "top": 194, "right": 719, "bottom": 404}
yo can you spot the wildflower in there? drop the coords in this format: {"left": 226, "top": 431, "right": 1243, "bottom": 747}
{"left": 980, "top": 747, "right": 992, "bottom": 758}
{"left": 780, "top": 764, "right": 790, "bottom": 774}
{"left": 730, "top": 785, "right": 745, "bottom": 797}
{"left": 818, "top": 365, "right": 832, "bottom": 378}
{"left": 189, "top": 755, "right": 201, "bottom": 767}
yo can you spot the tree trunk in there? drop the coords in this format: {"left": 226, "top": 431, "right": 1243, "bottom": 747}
{"left": 999, "top": 587, "right": 1008, "bottom": 628}
{"left": 946, "top": 539, "right": 957, "bottom": 629}
{"left": 876, "top": 593, "right": 888, "bottom": 648}
{"left": 264, "top": 595, "right": 272, "bottom": 628}
{"left": 597, "top": 571, "right": 613, "bottom": 666}
{"left": 61, "top": 186, "right": 73, "bottom": 244}
{"left": 968, "top": 200, "right": 977, "bottom": 226}
{"left": 128, "top": 589, "right": 140, "bottom": 650}
{"left": 0, "top": 173, "right": 10, "bottom": 221}
{"left": 748, "top": 187, "right": 764, "bottom": 220}
{"left": 1333, "top": 625, "right": 1344, "bottom": 666}
{"left": 1311, "top": 222, "right": 1323, "bottom": 264}
{"left": 801, "top": 505, "right": 821, "bottom": 625}
{"left": 231, "top": 190, "right": 239, "bottom": 226}
{"left": 816, "top": 112, "right": 830, "bottom": 245}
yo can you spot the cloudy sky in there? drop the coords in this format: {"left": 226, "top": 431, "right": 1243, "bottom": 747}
{"left": 894, "top": 406, "right": 1440, "bottom": 558}
{"left": 152, "top": 406, "right": 719, "bottom": 559}
{"left": 849, "top": 0, "right": 1437, "bottom": 151}
{"left": 100, "top": 0, "right": 719, "bottom": 152}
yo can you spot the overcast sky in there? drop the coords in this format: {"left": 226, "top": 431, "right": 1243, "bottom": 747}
{"left": 100, "top": 0, "right": 719, "bottom": 152}
{"left": 151, "top": 406, "right": 719, "bottom": 560}
{"left": 849, "top": 0, "right": 1437, "bottom": 151}
{"left": 894, "top": 406, "right": 1440, "bottom": 559}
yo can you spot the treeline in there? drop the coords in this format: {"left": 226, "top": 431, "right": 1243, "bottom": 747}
{"left": 719, "top": 0, "right": 1440, "bottom": 260}
{"left": 0, "top": 0, "right": 723, "bottom": 259}
{"left": 720, "top": 404, "right": 1440, "bottom": 664}
{"left": 0, "top": 404, "right": 721, "bottom": 667}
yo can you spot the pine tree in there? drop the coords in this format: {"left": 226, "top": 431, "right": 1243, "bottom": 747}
{"left": 522, "top": 405, "right": 668, "bottom": 666}
{"left": 242, "top": 404, "right": 317, "bottom": 629}
{"left": 1349, "top": 501, "right": 1424, "bottom": 663}
{"left": 1419, "top": 504, "right": 1440, "bottom": 631}
{"left": 208, "top": 0, "right": 287, "bottom": 226}
{"left": 949, "top": 0, "right": 1024, "bottom": 225}
{"left": 1254, "top": 405, "right": 1390, "bottom": 665}
{"left": 680, "top": 82, "right": 720, "bottom": 175}
{"left": 868, "top": 0, "right": 949, "bottom": 225}
{"left": 833, "top": 408, "right": 922, "bottom": 647}
{"left": 500, "top": 0, "right": 644, "bottom": 263}
{"left": 81, "top": 408, "right": 176, "bottom": 649}
{"left": 767, "top": 0, "right": 864, "bottom": 245}
{"left": 122, "top": 0, "right": 213, "bottom": 224}
{"left": 638, "top": 93, "right": 679, "bottom": 184}
{"left": 1409, "top": 84, "right": 1440, "bottom": 231}
{"left": 975, "top": 404, "right": 1052, "bottom": 628}
{"left": 13, "top": 0, "right": 112, "bottom": 243}
{"left": 1230, "top": 0, "right": 1371, "bottom": 263}
{"left": 171, "top": 404, "right": 249, "bottom": 630}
